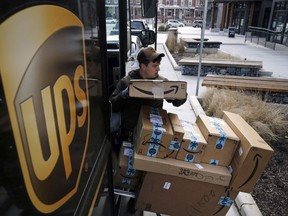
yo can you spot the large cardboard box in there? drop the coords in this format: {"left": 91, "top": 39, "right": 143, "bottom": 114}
{"left": 176, "top": 120, "right": 207, "bottom": 163}
{"left": 196, "top": 115, "right": 240, "bottom": 166}
{"left": 212, "top": 188, "right": 239, "bottom": 216}
{"left": 222, "top": 111, "right": 274, "bottom": 193}
{"left": 113, "top": 141, "right": 142, "bottom": 189}
{"left": 134, "top": 106, "right": 173, "bottom": 158}
{"left": 133, "top": 152, "right": 231, "bottom": 186}
{"left": 167, "top": 113, "right": 185, "bottom": 158}
{"left": 129, "top": 80, "right": 187, "bottom": 99}
{"left": 136, "top": 172, "right": 226, "bottom": 216}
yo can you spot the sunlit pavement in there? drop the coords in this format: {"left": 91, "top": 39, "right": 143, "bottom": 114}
{"left": 159, "top": 26, "right": 288, "bottom": 78}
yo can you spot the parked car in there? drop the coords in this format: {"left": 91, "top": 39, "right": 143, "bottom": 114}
{"left": 106, "top": 34, "right": 142, "bottom": 71}
{"left": 130, "top": 19, "right": 149, "bottom": 30}
{"left": 127, "top": 35, "right": 143, "bottom": 70}
{"left": 129, "top": 19, "right": 152, "bottom": 46}
{"left": 109, "top": 20, "right": 155, "bottom": 47}
{"left": 106, "top": 17, "right": 117, "bottom": 24}
{"left": 192, "top": 20, "right": 203, "bottom": 28}
{"left": 177, "top": 19, "right": 187, "bottom": 25}
{"left": 166, "top": 19, "right": 185, "bottom": 28}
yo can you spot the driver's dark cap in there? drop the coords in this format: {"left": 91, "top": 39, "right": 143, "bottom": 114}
{"left": 137, "top": 47, "right": 165, "bottom": 64}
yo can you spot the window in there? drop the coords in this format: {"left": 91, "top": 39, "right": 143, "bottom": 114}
{"left": 181, "top": 0, "right": 185, "bottom": 7}
{"left": 277, "top": 2, "right": 288, "bottom": 10}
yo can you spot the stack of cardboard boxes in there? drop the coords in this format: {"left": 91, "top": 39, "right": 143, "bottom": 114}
{"left": 114, "top": 80, "right": 274, "bottom": 216}
{"left": 114, "top": 141, "right": 142, "bottom": 189}
{"left": 133, "top": 106, "right": 240, "bottom": 216}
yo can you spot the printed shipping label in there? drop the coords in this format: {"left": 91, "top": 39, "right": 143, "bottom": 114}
{"left": 163, "top": 182, "right": 171, "bottom": 190}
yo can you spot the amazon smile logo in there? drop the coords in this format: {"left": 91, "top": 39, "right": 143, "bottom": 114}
{"left": 132, "top": 85, "right": 179, "bottom": 95}
{"left": 238, "top": 154, "right": 262, "bottom": 189}
{"left": 129, "top": 81, "right": 187, "bottom": 99}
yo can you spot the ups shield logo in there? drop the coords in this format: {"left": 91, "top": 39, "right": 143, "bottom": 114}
{"left": 0, "top": 5, "right": 89, "bottom": 213}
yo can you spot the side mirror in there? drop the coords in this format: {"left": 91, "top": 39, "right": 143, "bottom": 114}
{"left": 139, "top": 29, "right": 156, "bottom": 47}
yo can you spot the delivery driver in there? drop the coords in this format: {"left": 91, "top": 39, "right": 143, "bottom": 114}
{"left": 110, "top": 47, "right": 187, "bottom": 144}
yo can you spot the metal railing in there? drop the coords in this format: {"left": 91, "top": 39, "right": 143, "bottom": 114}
{"left": 244, "top": 26, "right": 282, "bottom": 50}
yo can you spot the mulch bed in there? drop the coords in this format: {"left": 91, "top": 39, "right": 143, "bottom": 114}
{"left": 251, "top": 131, "right": 288, "bottom": 216}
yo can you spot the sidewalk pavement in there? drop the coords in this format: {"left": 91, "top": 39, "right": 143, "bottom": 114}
{"left": 150, "top": 27, "right": 275, "bottom": 216}
{"left": 158, "top": 26, "right": 288, "bottom": 112}
{"left": 167, "top": 27, "right": 288, "bottom": 78}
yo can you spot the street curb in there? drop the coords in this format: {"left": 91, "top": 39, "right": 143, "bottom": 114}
{"left": 236, "top": 192, "right": 263, "bottom": 216}
{"left": 161, "top": 42, "right": 182, "bottom": 71}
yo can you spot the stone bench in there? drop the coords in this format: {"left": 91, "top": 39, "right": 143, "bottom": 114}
{"left": 178, "top": 59, "right": 263, "bottom": 77}
{"left": 180, "top": 38, "right": 222, "bottom": 53}
{"left": 202, "top": 74, "right": 288, "bottom": 103}
{"left": 190, "top": 38, "right": 209, "bottom": 42}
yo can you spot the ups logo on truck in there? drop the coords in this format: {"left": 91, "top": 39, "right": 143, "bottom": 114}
{"left": 0, "top": 6, "right": 89, "bottom": 213}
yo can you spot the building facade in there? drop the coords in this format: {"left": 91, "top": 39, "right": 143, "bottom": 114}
{"left": 130, "top": 0, "right": 204, "bottom": 24}
{"left": 106, "top": 0, "right": 287, "bottom": 45}
{"left": 105, "top": 0, "right": 119, "bottom": 19}
{"left": 207, "top": 0, "right": 287, "bottom": 45}
{"left": 269, "top": 0, "right": 288, "bottom": 45}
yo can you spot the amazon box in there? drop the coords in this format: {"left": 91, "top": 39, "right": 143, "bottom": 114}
{"left": 133, "top": 152, "right": 231, "bottom": 186}
{"left": 129, "top": 80, "right": 187, "bottom": 99}
{"left": 134, "top": 106, "right": 173, "bottom": 158}
{"left": 176, "top": 120, "right": 207, "bottom": 163}
{"left": 196, "top": 115, "right": 239, "bottom": 166}
{"left": 222, "top": 111, "right": 274, "bottom": 193}
{"left": 167, "top": 113, "right": 185, "bottom": 158}
{"left": 136, "top": 172, "right": 225, "bottom": 216}
{"left": 212, "top": 188, "right": 239, "bottom": 216}
{"left": 114, "top": 141, "right": 142, "bottom": 190}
